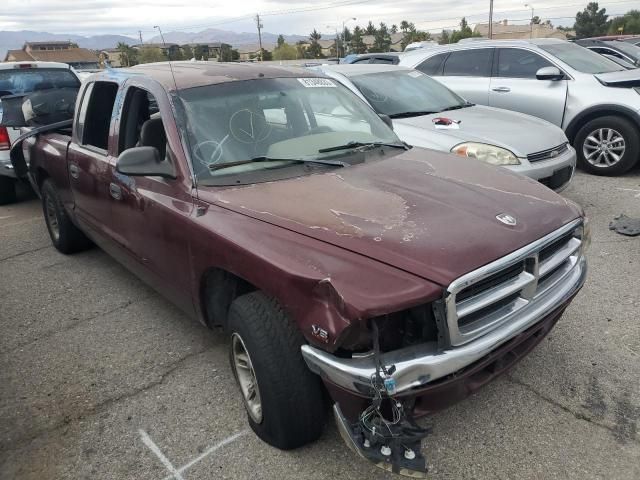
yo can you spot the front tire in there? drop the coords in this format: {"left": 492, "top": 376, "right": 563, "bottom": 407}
{"left": 227, "top": 291, "right": 325, "bottom": 450}
{"left": 575, "top": 116, "right": 639, "bottom": 176}
{"left": 41, "top": 179, "right": 91, "bottom": 254}
{"left": 0, "top": 176, "right": 17, "bottom": 205}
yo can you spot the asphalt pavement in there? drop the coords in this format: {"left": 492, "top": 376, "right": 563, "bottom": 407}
{"left": 1, "top": 172, "right": 639, "bottom": 480}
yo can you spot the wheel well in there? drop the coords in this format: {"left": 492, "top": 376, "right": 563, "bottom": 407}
{"left": 566, "top": 108, "right": 640, "bottom": 143}
{"left": 200, "top": 268, "right": 257, "bottom": 329}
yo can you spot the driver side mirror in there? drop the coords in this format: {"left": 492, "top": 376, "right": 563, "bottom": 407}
{"left": 116, "top": 146, "right": 176, "bottom": 179}
{"left": 536, "top": 66, "right": 565, "bottom": 81}
{"left": 379, "top": 114, "right": 394, "bottom": 130}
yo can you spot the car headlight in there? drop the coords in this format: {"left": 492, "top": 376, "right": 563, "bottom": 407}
{"left": 452, "top": 142, "right": 520, "bottom": 166}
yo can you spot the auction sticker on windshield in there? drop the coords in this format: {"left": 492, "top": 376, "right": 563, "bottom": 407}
{"left": 298, "top": 78, "right": 337, "bottom": 88}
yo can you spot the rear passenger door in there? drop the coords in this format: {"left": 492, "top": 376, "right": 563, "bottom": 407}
{"left": 418, "top": 48, "right": 493, "bottom": 105}
{"left": 67, "top": 81, "right": 119, "bottom": 240}
{"left": 489, "top": 47, "right": 568, "bottom": 126}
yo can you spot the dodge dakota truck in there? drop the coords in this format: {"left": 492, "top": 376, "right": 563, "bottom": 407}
{"left": 10, "top": 63, "right": 588, "bottom": 477}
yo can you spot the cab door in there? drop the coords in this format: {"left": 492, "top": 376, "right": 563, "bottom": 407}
{"left": 436, "top": 48, "right": 494, "bottom": 105}
{"left": 489, "top": 47, "right": 568, "bottom": 126}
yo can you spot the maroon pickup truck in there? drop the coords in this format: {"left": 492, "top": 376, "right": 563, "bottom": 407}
{"left": 13, "top": 63, "right": 588, "bottom": 476}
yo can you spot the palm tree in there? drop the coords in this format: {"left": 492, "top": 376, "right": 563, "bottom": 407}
{"left": 116, "top": 42, "right": 137, "bottom": 67}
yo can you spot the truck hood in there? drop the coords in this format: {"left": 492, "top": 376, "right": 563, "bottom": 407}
{"left": 392, "top": 105, "right": 568, "bottom": 157}
{"left": 594, "top": 69, "right": 640, "bottom": 87}
{"left": 199, "top": 148, "right": 581, "bottom": 287}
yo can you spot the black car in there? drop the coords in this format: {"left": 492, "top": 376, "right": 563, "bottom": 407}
{"left": 576, "top": 39, "right": 640, "bottom": 67}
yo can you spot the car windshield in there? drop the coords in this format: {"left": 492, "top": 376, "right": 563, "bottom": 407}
{"left": 606, "top": 41, "right": 640, "bottom": 60}
{"left": 349, "top": 69, "right": 468, "bottom": 117}
{"left": 0, "top": 68, "right": 79, "bottom": 96}
{"left": 539, "top": 43, "right": 624, "bottom": 74}
{"left": 177, "top": 77, "right": 401, "bottom": 185}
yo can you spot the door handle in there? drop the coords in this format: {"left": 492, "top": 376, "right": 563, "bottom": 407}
{"left": 492, "top": 86, "right": 511, "bottom": 93}
{"left": 109, "top": 182, "right": 123, "bottom": 200}
{"left": 68, "top": 163, "right": 80, "bottom": 179}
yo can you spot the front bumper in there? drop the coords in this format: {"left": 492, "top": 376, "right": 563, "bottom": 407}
{"left": 508, "top": 145, "right": 576, "bottom": 192}
{"left": 301, "top": 255, "right": 586, "bottom": 399}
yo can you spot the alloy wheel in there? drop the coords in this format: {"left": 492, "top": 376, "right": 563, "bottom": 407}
{"left": 583, "top": 127, "right": 626, "bottom": 168}
{"left": 231, "top": 333, "right": 263, "bottom": 423}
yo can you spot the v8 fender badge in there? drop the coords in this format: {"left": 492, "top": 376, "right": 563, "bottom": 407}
{"left": 311, "top": 325, "right": 329, "bottom": 343}
{"left": 496, "top": 213, "right": 517, "bottom": 226}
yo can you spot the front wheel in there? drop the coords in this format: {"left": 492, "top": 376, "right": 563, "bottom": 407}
{"left": 575, "top": 116, "right": 639, "bottom": 176}
{"left": 227, "top": 291, "right": 326, "bottom": 450}
{"left": 0, "top": 176, "right": 17, "bottom": 205}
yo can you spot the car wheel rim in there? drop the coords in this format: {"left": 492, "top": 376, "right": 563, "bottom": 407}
{"left": 231, "top": 333, "right": 263, "bottom": 423}
{"left": 583, "top": 127, "right": 626, "bottom": 168}
{"left": 45, "top": 196, "right": 60, "bottom": 241}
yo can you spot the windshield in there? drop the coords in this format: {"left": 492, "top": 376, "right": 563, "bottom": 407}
{"left": 606, "top": 40, "right": 640, "bottom": 60}
{"left": 0, "top": 68, "right": 79, "bottom": 96}
{"left": 350, "top": 69, "right": 468, "bottom": 117}
{"left": 178, "top": 77, "right": 400, "bottom": 185}
{"left": 539, "top": 43, "right": 624, "bottom": 74}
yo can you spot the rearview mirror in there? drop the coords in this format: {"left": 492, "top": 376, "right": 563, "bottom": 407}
{"left": 536, "top": 66, "right": 564, "bottom": 81}
{"left": 379, "top": 114, "right": 394, "bottom": 130}
{"left": 116, "top": 146, "right": 176, "bottom": 178}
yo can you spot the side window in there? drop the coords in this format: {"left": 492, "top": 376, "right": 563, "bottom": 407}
{"left": 371, "top": 57, "right": 395, "bottom": 64}
{"left": 416, "top": 53, "right": 447, "bottom": 76}
{"left": 442, "top": 49, "right": 492, "bottom": 77}
{"left": 496, "top": 48, "right": 553, "bottom": 79}
{"left": 119, "top": 86, "right": 167, "bottom": 160}
{"left": 352, "top": 58, "right": 372, "bottom": 64}
{"left": 81, "top": 81, "right": 118, "bottom": 151}
{"left": 591, "top": 47, "right": 624, "bottom": 60}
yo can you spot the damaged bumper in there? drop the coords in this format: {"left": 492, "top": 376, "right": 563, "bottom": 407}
{"left": 301, "top": 256, "right": 586, "bottom": 398}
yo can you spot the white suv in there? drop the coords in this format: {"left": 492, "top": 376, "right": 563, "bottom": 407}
{"left": 0, "top": 61, "right": 80, "bottom": 204}
{"left": 400, "top": 39, "right": 640, "bottom": 176}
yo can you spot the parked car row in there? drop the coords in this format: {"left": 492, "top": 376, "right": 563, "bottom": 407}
{"left": 347, "top": 38, "right": 640, "bottom": 176}
{"left": 3, "top": 60, "right": 589, "bottom": 477}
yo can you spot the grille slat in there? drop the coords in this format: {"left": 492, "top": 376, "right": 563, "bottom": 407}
{"left": 527, "top": 143, "right": 569, "bottom": 163}
{"left": 446, "top": 221, "right": 584, "bottom": 346}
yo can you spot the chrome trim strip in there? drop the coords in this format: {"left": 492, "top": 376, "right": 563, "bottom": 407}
{"left": 301, "top": 256, "right": 586, "bottom": 396}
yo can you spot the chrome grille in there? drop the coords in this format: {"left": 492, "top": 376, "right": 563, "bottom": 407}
{"left": 527, "top": 143, "right": 569, "bottom": 163}
{"left": 445, "top": 220, "right": 585, "bottom": 346}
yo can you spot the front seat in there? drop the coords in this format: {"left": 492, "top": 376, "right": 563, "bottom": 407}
{"left": 138, "top": 117, "right": 167, "bottom": 160}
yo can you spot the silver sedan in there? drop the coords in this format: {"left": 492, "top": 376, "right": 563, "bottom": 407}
{"left": 313, "top": 64, "right": 576, "bottom": 191}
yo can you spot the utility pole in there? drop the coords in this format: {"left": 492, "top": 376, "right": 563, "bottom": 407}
{"left": 255, "top": 14, "right": 264, "bottom": 61}
{"left": 138, "top": 30, "right": 143, "bottom": 45}
{"left": 488, "top": 0, "right": 494, "bottom": 39}
{"left": 525, "top": 3, "right": 535, "bottom": 39}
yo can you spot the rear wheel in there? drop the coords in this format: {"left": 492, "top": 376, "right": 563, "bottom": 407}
{"left": 227, "top": 291, "right": 325, "bottom": 450}
{"left": 41, "top": 179, "right": 91, "bottom": 254}
{"left": 0, "top": 176, "right": 17, "bottom": 205}
{"left": 575, "top": 116, "right": 639, "bottom": 176}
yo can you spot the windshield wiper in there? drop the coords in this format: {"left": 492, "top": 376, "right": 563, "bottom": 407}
{"left": 388, "top": 111, "right": 437, "bottom": 119}
{"left": 438, "top": 102, "right": 474, "bottom": 112}
{"left": 208, "top": 156, "right": 348, "bottom": 171}
{"left": 318, "top": 141, "right": 409, "bottom": 153}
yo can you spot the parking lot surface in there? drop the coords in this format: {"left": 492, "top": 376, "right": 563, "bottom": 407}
{"left": 1, "top": 172, "right": 639, "bottom": 480}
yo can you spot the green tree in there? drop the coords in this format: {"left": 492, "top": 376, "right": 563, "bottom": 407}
{"left": 370, "top": 22, "right": 391, "bottom": 52}
{"left": 400, "top": 20, "right": 411, "bottom": 33}
{"left": 182, "top": 45, "right": 194, "bottom": 60}
{"left": 439, "top": 30, "right": 451, "bottom": 45}
{"left": 277, "top": 34, "right": 286, "bottom": 48}
{"left": 232, "top": 49, "right": 240, "bottom": 61}
{"left": 296, "top": 41, "right": 310, "bottom": 59}
{"left": 391, "top": 24, "right": 398, "bottom": 34}
{"left": 260, "top": 48, "right": 273, "bottom": 61}
{"left": 531, "top": 16, "right": 541, "bottom": 24}
{"left": 449, "top": 17, "right": 481, "bottom": 43}
{"left": 575, "top": 2, "right": 608, "bottom": 38}
{"left": 349, "top": 26, "right": 367, "bottom": 54}
{"left": 137, "top": 47, "right": 166, "bottom": 64}
{"left": 608, "top": 10, "right": 640, "bottom": 34}
{"left": 116, "top": 42, "right": 137, "bottom": 67}
{"left": 400, "top": 23, "right": 431, "bottom": 50}
{"left": 365, "top": 21, "right": 377, "bottom": 35}
{"left": 273, "top": 42, "right": 298, "bottom": 60}
{"left": 308, "top": 29, "right": 324, "bottom": 58}
{"left": 193, "top": 45, "right": 209, "bottom": 61}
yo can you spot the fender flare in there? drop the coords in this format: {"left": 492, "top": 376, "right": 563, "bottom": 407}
{"left": 565, "top": 104, "right": 640, "bottom": 142}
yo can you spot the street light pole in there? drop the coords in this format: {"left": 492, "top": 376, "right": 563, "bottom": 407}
{"left": 525, "top": 3, "right": 535, "bottom": 39}
{"left": 255, "top": 14, "right": 264, "bottom": 61}
{"left": 341, "top": 17, "right": 356, "bottom": 57}
{"left": 488, "top": 0, "right": 494, "bottom": 39}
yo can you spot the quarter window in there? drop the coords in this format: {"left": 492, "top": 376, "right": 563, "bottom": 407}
{"left": 80, "top": 81, "right": 118, "bottom": 151}
{"left": 442, "top": 49, "right": 492, "bottom": 77}
{"left": 416, "top": 53, "right": 447, "bottom": 76}
{"left": 496, "top": 48, "right": 553, "bottom": 78}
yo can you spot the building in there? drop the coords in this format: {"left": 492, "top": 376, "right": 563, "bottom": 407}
{"left": 3, "top": 41, "right": 100, "bottom": 69}
{"left": 132, "top": 43, "right": 181, "bottom": 58}
{"left": 99, "top": 48, "right": 124, "bottom": 68}
{"left": 474, "top": 20, "right": 573, "bottom": 40}
{"left": 182, "top": 43, "right": 232, "bottom": 60}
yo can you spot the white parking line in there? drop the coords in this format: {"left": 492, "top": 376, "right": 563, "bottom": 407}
{"left": 0, "top": 216, "right": 15, "bottom": 220}
{"left": 617, "top": 188, "right": 640, "bottom": 198}
{"left": 139, "top": 429, "right": 185, "bottom": 480}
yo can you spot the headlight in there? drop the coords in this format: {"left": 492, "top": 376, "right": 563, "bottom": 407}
{"left": 452, "top": 142, "right": 520, "bottom": 166}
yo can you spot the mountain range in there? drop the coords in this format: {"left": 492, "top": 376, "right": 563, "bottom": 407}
{"left": 0, "top": 28, "right": 309, "bottom": 58}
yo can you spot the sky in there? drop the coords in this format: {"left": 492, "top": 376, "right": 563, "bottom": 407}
{"left": 1, "top": 0, "right": 640, "bottom": 39}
